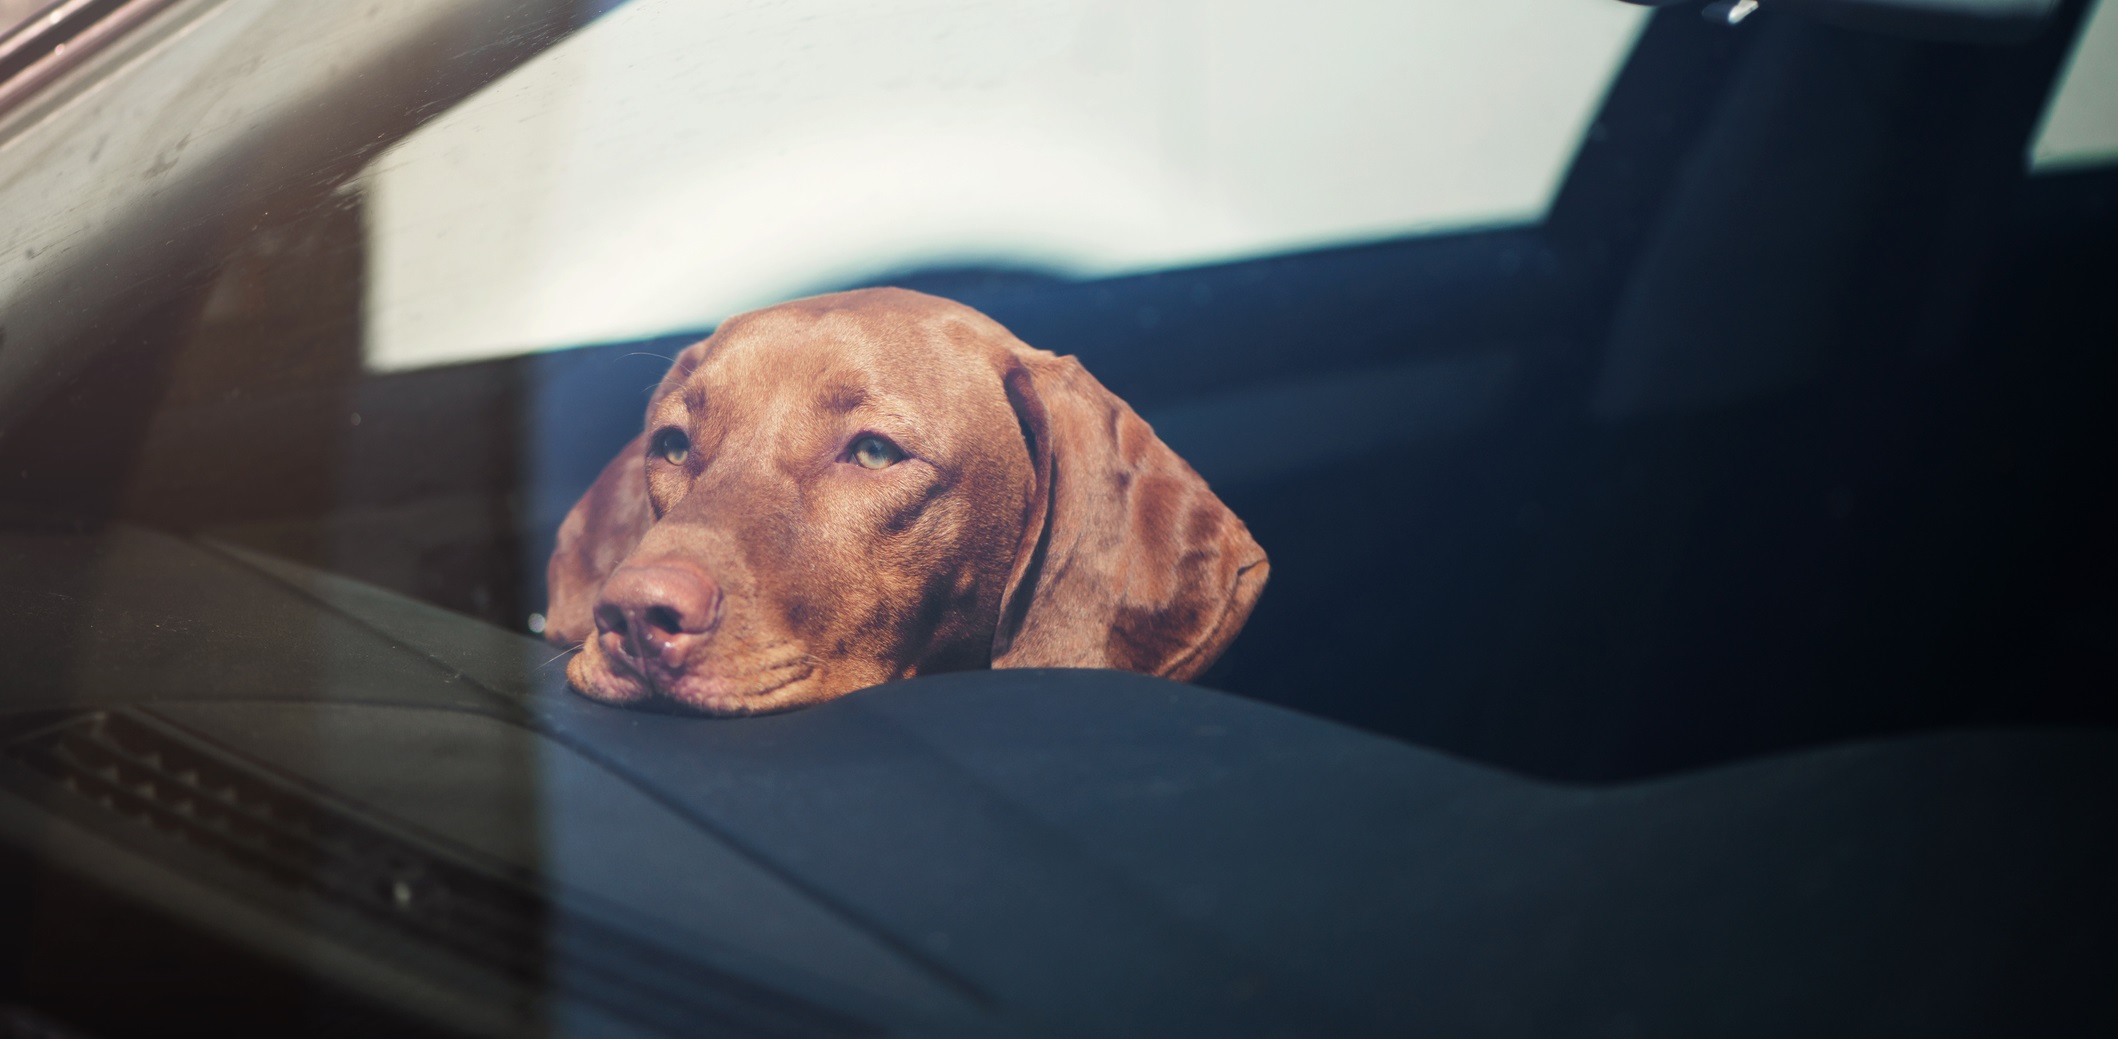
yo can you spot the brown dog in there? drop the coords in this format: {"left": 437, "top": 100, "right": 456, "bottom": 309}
{"left": 545, "top": 288, "right": 1267, "bottom": 714}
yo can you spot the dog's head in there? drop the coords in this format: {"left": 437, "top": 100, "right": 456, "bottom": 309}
{"left": 548, "top": 288, "right": 1266, "bottom": 714}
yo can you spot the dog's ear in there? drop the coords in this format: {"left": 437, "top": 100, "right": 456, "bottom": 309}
{"left": 544, "top": 432, "right": 655, "bottom": 646}
{"left": 990, "top": 351, "right": 1268, "bottom": 680}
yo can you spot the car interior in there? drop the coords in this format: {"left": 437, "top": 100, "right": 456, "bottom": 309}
{"left": 0, "top": 0, "right": 2112, "bottom": 1035}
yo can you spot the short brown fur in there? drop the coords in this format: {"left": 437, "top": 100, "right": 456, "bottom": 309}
{"left": 548, "top": 288, "right": 1267, "bottom": 714}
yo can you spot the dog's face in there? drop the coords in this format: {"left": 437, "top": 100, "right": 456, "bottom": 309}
{"left": 565, "top": 298, "right": 1034, "bottom": 712}
{"left": 550, "top": 288, "right": 1267, "bottom": 715}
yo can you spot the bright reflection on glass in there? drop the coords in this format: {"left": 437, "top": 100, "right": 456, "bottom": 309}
{"left": 360, "top": 0, "right": 1646, "bottom": 371}
{"left": 2033, "top": 0, "right": 2118, "bottom": 172}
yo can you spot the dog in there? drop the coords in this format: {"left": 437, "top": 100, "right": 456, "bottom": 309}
{"left": 546, "top": 288, "right": 1267, "bottom": 714}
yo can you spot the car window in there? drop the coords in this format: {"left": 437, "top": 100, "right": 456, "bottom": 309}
{"left": 7, "top": 1, "right": 2118, "bottom": 1033}
{"left": 361, "top": 0, "right": 1647, "bottom": 370}
{"left": 2032, "top": 0, "right": 2118, "bottom": 170}
{"left": 0, "top": 0, "right": 2112, "bottom": 778}
{"left": 1, "top": 5, "right": 2117, "bottom": 1030}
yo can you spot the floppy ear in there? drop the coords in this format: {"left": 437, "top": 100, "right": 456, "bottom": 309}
{"left": 990, "top": 351, "right": 1268, "bottom": 681}
{"left": 544, "top": 433, "right": 654, "bottom": 646}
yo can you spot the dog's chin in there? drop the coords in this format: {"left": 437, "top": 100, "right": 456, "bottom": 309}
{"left": 565, "top": 648, "right": 822, "bottom": 717}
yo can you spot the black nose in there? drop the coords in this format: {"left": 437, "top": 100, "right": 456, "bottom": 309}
{"left": 593, "top": 561, "right": 723, "bottom": 665}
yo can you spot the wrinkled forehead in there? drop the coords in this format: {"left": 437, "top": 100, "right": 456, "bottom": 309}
{"left": 659, "top": 300, "right": 1006, "bottom": 417}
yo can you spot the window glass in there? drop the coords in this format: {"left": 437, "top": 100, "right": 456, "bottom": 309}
{"left": 2032, "top": 0, "right": 2118, "bottom": 171}
{"left": 360, "top": 0, "right": 1647, "bottom": 371}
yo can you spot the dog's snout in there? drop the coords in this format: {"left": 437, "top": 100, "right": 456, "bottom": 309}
{"left": 595, "top": 562, "right": 723, "bottom": 666}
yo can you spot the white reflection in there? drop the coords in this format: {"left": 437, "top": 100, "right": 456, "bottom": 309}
{"left": 362, "top": 0, "right": 1645, "bottom": 371}
{"left": 2033, "top": 0, "right": 2118, "bottom": 172}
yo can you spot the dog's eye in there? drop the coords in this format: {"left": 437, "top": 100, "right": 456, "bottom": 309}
{"left": 850, "top": 434, "right": 904, "bottom": 470}
{"left": 651, "top": 428, "right": 690, "bottom": 466}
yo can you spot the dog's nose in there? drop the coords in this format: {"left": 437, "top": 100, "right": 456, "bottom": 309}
{"left": 593, "top": 562, "right": 723, "bottom": 666}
